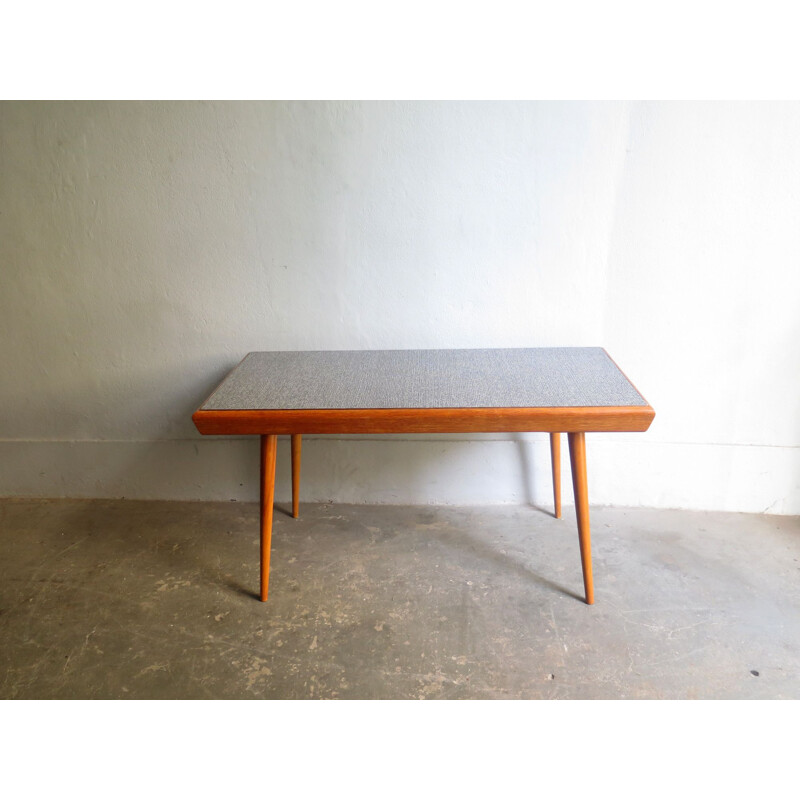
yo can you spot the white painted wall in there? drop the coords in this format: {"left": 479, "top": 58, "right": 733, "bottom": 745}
{"left": 1, "top": 101, "right": 798, "bottom": 513}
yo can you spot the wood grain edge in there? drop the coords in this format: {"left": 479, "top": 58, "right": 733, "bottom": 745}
{"left": 192, "top": 405, "right": 656, "bottom": 435}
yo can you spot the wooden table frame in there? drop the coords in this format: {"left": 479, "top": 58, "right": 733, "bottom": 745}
{"left": 193, "top": 401, "right": 655, "bottom": 605}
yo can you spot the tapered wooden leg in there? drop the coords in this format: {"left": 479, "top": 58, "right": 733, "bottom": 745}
{"left": 550, "top": 432, "right": 562, "bottom": 519}
{"left": 568, "top": 431, "right": 594, "bottom": 605}
{"left": 291, "top": 434, "right": 302, "bottom": 519}
{"left": 260, "top": 434, "right": 278, "bottom": 602}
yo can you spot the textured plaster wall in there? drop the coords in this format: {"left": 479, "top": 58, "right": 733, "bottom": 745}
{"left": 1, "top": 101, "right": 798, "bottom": 513}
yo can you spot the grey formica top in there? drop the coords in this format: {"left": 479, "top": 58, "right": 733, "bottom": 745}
{"left": 200, "top": 348, "right": 648, "bottom": 411}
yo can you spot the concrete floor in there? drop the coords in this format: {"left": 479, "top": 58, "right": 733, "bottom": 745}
{"left": 1, "top": 498, "right": 798, "bottom": 699}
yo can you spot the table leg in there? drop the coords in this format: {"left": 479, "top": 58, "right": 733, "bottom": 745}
{"left": 291, "top": 434, "right": 302, "bottom": 519}
{"left": 549, "top": 432, "right": 562, "bottom": 519}
{"left": 260, "top": 434, "right": 278, "bottom": 602}
{"left": 567, "top": 431, "right": 594, "bottom": 605}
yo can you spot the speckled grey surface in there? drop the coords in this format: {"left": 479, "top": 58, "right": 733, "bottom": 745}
{"left": 201, "top": 348, "right": 648, "bottom": 411}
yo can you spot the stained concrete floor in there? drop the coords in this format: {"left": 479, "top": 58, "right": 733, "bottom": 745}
{"left": 1, "top": 498, "right": 798, "bottom": 699}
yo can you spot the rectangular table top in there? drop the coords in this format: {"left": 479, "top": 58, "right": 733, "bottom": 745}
{"left": 193, "top": 347, "right": 654, "bottom": 435}
{"left": 200, "top": 347, "right": 648, "bottom": 411}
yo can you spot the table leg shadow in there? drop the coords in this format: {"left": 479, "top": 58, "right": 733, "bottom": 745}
{"left": 261, "top": 431, "right": 593, "bottom": 605}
